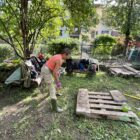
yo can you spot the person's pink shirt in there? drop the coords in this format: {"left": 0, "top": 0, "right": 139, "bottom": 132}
{"left": 46, "top": 54, "right": 62, "bottom": 71}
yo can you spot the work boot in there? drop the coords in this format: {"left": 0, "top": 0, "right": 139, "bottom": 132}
{"left": 51, "top": 99, "right": 64, "bottom": 113}
{"left": 56, "top": 93, "right": 62, "bottom": 96}
{"left": 56, "top": 107, "right": 64, "bottom": 113}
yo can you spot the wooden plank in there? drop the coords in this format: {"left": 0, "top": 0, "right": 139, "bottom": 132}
{"left": 110, "top": 67, "right": 134, "bottom": 75}
{"left": 88, "top": 92, "right": 110, "bottom": 96}
{"left": 109, "top": 66, "right": 122, "bottom": 68}
{"left": 123, "top": 65, "right": 139, "bottom": 74}
{"left": 110, "top": 67, "right": 124, "bottom": 74}
{"left": 89, "top": 99, "right": 123, "bottom": 105}
{"left": 76, "top": 89, "right": 138, "bottom": 122}
{"left": 110, "top": 90, "right": 127, "bottom": 102}
{"left": 89, "top": 95, "right": 112, "bottom": 100}
{"left": 90, "top": 104, "right": 122, "bottom": 110}
{"left": 107, "top": 111, "right": 138, "bottom": 122}
{"left": 76, "top": 89, "right": 90, "bottom": 115}
{"left": 90, "top": 109, "right": 137, "bottom": 118}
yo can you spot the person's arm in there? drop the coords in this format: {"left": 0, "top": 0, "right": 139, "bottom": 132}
{"left": 53, "top": 60, "right": 62, "bottom": 83}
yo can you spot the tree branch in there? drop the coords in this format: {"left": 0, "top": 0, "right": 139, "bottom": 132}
{"left": 0, "top": 35, "right": 24, "bottom": 59}
{"left": 0, "top": 18, "right": 15, "bottom": 48}
{"left": 0, "top": 35, "right": 12, "bottom": 45}
{"left": 5, "top": 0, "right": 20, "bottom": 26}
{"left": 12, "top": 35, "right": 24, "bottom": 52}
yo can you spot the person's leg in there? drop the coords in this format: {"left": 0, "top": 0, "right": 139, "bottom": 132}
{"left": 41, "top": 66, "right": 63, "bottom": 112}
{"left": 47, "top": 75, "right": 63, "bottom": 112}
{"left": 56, "top": 75, "right": 62, "bottom": 96}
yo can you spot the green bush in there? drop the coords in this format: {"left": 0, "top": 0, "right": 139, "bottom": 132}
{"left": 12, "top": 59, "right": 21, "bottom": 65}
{"left": 47, "top": 38, "right": 79, "bottom": 55}
{"left": 112, "top": 37, "right": 125, "bottom": 56}
{"left": 82, "top": 35, "right": 90, "bottom": 42}
{"left": 92, "top": 35, "right": 116, "bottom": 56}
{"left": 112, "top": 43, "right": 124, "bottom": 56}
{"left": 0, "top": 45, "right": 13, "bottom": 62}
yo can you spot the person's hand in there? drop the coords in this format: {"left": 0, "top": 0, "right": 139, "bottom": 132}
{"left": 56, "top": 81, "right": 62, "bottom": 89}
{"left": 57, "top": 72, "right": 61, "bottom": 78}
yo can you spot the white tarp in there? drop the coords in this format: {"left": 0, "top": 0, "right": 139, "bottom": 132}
{"left": 5, "top": 67, "right": 21, "bottom": 85}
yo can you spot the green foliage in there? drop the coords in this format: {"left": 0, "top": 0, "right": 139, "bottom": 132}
{"left": 112, "top": 37, "right": 125, "bottom": 56}
{"left": 81, "top": 35, "right": 90, "bottom": 42}
{"left": 11, "top": 59, "right": 21, "bottom": 65}
{"left": 63, "top": 0, "right": 98, "bottom": 30}
{"left": 47, "top": 38, "right": 79, "bottom": 55}
{"left": 40, "top": 17, "right": 62, "bottom": 41}
{"left": 92, "top": 35, "right": 116, "bottom": 55}
{"left": 0, "top": 61, "right": 19, "bottom": 82}
{"left": 0, "top": 0, "right": 64, "bottom": 59}
{"left": 94, "top": 35, "right": 116, "bottom": 46}
{"left": 0, "top": 45, "right": 13, "bottom": 62}
{"left": 0, "top": 72, "right": 140, "bottom": 139}
{"left": 103, "top": 0, "right": 140, "bottom": 55}
{"left": 0, "top": 0, "right": 97, "bottom": 59}
{"left": 122, "top": 103, "right": 132, "bottom": 112}
{"left": 112, "top": 43, "right": 124, "bottom": 56}
{"left": 103, "top": 0, "right": 140, "bottom": 37}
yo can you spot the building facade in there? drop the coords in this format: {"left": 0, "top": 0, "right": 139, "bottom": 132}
{"left": 0, "top": 0, "right": 4, "bottom": 6}
{"left": 91, "top": 0, "right": 119, "bottom": 39}
{"left": 59, "top": 0, "right": 119, "bottom": 40}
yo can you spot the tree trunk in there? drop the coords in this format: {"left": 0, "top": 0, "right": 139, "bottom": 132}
{"left": 20, "top": 0, "right": 29, "bottom": 59}
{"left": 123, "top": 0, "right": 134, "bottom": 56}
{"left": 124, "top": 34, "right": 130, "bottom": 56}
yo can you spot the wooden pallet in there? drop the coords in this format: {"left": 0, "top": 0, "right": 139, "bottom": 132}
{"left": 76, "top": 89, "right": 138, "bottom": 122}
{"left": 109, "top": 65, "right": 140, "bottom": 77}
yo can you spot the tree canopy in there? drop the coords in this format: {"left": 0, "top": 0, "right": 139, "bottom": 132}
{"left": 0, "top": 0, "right": 97, "bottom": 59}
{"left": 103, "top": 0, "right": 140, "bottom": 54}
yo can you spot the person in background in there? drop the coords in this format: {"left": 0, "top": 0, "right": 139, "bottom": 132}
{"left": 41, "top": 48, "right": 71, "bottom": 112}
{"left": 128, "top": 36, "right": 140, "bottom": 61}
{"left": 38, "top": 49, "right": 46, "bottom": 66}
{"left": 38, "top": 49, "right": 45, "bottom": 60}
{"left": 126, "top": 40, "right": 134, "bottom": 57}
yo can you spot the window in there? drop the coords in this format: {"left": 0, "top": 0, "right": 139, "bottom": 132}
{"left": 74, "top": 28, "right": 78, "bottom": 32}
{"left": 111, "top": 31, "right": 119, "bottom": 36}
{"left": 96, "top": 31, "right": 98, "bottom": 35}
{"left": 101, "top": 30, "right": 109, "bottom": 34}
{"left": 91, "top": 31, "right": 95, "bottom": 38}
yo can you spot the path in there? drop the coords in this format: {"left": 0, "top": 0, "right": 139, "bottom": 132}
{"left": 81, "top": 42, "right": 91, "bottom": 59}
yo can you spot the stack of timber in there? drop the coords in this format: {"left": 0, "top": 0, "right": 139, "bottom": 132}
{"left": 76, "top": 89, "right": 138, "bottom": 122}
{"left": 100, "top": 60, "right": 140, "bottom": 77}
{"left": 99, "top": 59, "right": 125, "bottom": 71}
{"left": 109, "top": 65, "right": 140, "bottom": 77}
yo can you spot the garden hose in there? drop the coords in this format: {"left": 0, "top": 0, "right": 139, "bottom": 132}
{"left": 124, "top": 94, "right": 140, "bottom": 100}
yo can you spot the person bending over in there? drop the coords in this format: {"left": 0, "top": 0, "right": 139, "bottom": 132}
{"left": 41, "top": 48, "right": 71, "bottom": 112}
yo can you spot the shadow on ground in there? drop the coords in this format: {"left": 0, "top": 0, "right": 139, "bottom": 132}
{"left": 0, "top": 72, "right": 140, "bottom": 140}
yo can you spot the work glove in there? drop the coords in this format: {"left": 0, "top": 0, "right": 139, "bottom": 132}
{"left": 56, "top": 81, "right": 62, "bottom": 89}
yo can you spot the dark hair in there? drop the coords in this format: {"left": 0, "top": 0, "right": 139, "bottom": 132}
{"left": 61, "top": 48, "right": 71, "bottom": 55}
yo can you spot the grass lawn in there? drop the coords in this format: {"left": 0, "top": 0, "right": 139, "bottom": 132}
{"left": 0, "top": 72, "right": 140, "bottom": 140}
